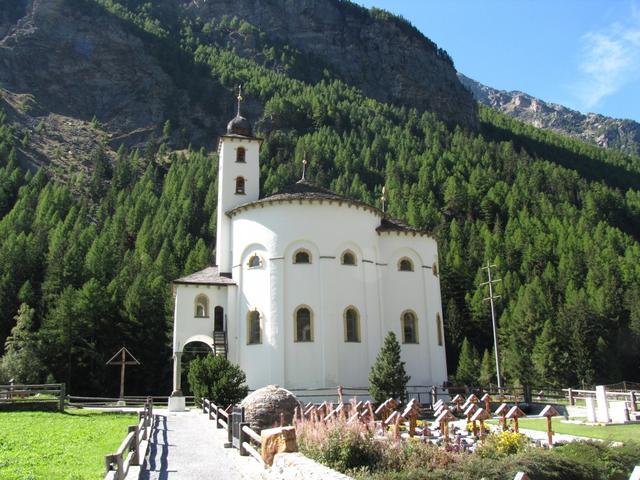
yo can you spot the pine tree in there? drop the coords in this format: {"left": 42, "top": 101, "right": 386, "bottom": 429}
{"left": 531, "top": 319, "right": 561, "bottom": 386}
{"left": 368, "top": 331, "right": 410, "bottom": 403}
{"left": 0, "top": 303, "right": 45, "bottom": 384}
{"left": 479, "top": 348, "right": 495, "bottom": 386}
{"left": 455, "top": 337, "right": 479, "bottom": 386}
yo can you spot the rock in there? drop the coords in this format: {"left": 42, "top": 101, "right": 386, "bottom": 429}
{"left": 240, "top": 385, "right": 301, "bottom": 433}
{"left": 260, "top": 426, "right": 297, "bottom": 466}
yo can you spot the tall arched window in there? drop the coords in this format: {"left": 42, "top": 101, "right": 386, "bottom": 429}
{"left": 295, "top": 306, "right": 313, "bottom": 342}
{"left": 194, "top": 294, "right": 209, "bottom": 318}
{"left": 236, "top": 147, "right": 246, "bottom": 163}
{"left": 402, "top": 311, "right": 418, "bottom": 344}
{"left": 344, "top": 307, "right": 360, "bottom": 342}
{"left": 247, "top": 310, "right": 261, "bottom": 345}
{"left": 341, "top": 250, "right": 356, "bottom": 266}
{"left": 398, "top": 257, "right": 414, "bottom": 272}
{"left": 214, "top": 306, "right": 224, "bottom": 332}
{"left": 436, "top": 313, "right": 443, "bottom": 347}
{"left": 235, "top": 176, "right": 245, "bottom": 194}
{"left": 293, "top": 249, "right": 311, "bottom": 264}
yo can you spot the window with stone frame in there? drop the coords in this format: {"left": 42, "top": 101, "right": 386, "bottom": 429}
{"left": 247, "top": 310, "right": 261, "bottom": 345}
{"left": 344, "top": 307, "right": 360, "bottom": 342}
{"left": 236, "top": 147, "right": 246, "bottom": 163}
{"left": 295, "top": 306, "right": 313, "bottom": 342}
{"left": 248, "top": 254, "right": 262, "bottom": 268}
{"left": 398, "top": 257, "right": 414, "bottom": 272}
{"left": 235, "top": 176, "right": 246, "bottom": 194}
{"left": 194, "top": 294, "right": 209, "bottom": 318}
{"left": 402, "top": 311, "right": 418, "bottom": 343}
{"left": 293, "top": 249, "right": 311, "bottom": 264}
{"left": 341, "top": 250, "right": 356, "bottom": 266}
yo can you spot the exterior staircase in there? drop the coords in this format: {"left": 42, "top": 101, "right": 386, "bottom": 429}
{"left": 213, "top": 330, "right": 228, "bottom": 359}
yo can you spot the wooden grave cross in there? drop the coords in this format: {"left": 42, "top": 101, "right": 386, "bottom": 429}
{"left": 471, "top": 407, "right": 491, "bottom": 439}
{"left": 506, "top": 405, "right": 526, "bottom": 433}
{"left": 106, "top": 346, "right": 140, "bottom": 401}
{"left": 540, "top": 405, "right": 560, "bottom": 447}
{"left": 434, "top": 409, "right": 456, "bottom": 444}
{"left": 375, "top": 398, "right": 397, "bottom": 423}
{"left": 402, "top": 399, "right": 422, "bottom": 437}
{"left": 481, "top": 393, "right": 493, "bottom": 413}
{"left": 495, "top": 403, "right": 510, "bottom": 431}
{"left": 451, "top": 394, "right": 464, "bottom": 414}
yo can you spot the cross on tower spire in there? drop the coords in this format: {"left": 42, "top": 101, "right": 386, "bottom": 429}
{"left": 301, "top": 156, "right": 308, "bottom": 180}
{"left": 237, "top": 85, "right": 243, "bottom": 116}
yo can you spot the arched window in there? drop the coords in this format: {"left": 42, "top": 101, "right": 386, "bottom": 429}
{"left": 247, "top": 254, "right": 262, "bottom": 268}
{"left": 293, "top": 249, "right": 311, "bottom": 264}
{"left": 436, "top": 313, "right": 443, "bottom": 347}
{"left": 344, "top": 307, "right": 360, "bottom": 342}
{"left": 294, "top": 306, "right": 313, "bottom": 342}
{"left": 214, "top": 306, "right": 224, "bottom": 332}
{"left": 398, "top": 257, "right": 414, "bottom": 272}
{"left": 235, "top": 177, "right": 245, "bottom": 194}
{"left": 194, "top": 294, "right": 209, "bottom": 318}
{"left": 247, "top": 310, "right": 261, "bottom": 345}
{"left": 341, "top": 250, "right": 356, "bottom": 266}
{"left": 236, "top": 147, "right": 246, "bottom": 163}
{"left": 402, "top": 311, "right": 418, "bottom": 344}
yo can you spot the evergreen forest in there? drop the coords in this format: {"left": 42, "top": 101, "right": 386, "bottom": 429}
{"left": 1, "top": 0, "right": 639, "bottom": 395}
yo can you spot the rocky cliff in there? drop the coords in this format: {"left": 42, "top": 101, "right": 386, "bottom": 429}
{"left": 459, "top": 73, "right": 640, "bottom": 158}
{"left": 0, "top": 0, "right": 478, "bottom": 177}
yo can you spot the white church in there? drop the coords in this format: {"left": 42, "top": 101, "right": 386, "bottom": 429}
{"left": 168, "top": 95, "right": 447, "bottom": 410}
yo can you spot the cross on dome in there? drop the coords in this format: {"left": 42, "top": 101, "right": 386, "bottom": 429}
{"left": 226, "top": 86, "right": 253, "bottom": 137}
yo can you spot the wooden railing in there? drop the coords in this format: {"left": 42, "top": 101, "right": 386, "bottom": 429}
{"left": 202, "top": 398, "right": 233, "bottom": 445}
{"left": 239, "top": 422, "right": 265, "bottom": 467}
{"left": 0, "top": 383, "right": 66, "bottom": 411}
{"left": 104, "top": 398, "right": 154, "bottom": 480}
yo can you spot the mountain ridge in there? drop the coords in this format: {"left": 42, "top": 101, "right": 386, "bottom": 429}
{"left": 459, "top": 73, "right": 640, "bottom": 158}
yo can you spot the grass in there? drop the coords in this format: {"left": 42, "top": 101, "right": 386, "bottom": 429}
{"left": 492, "top": 418, "right": 640, "bottom": 443}
{"left": 0, "top": 408, "right": 137, "bottom": 480}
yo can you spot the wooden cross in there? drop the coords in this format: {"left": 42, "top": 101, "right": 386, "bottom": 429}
{"left": 471, "top": 408, "right": 491, "bottom": 439}
{"left": 481, "top": 393, "right": 493, "bottom": 413}
{"left": 540, "top": 405, "right": 560, "bottom": 447}
{"left": 106, "top": 347, "right": 140, "bottom": 400}
{"left": 374, "top": 398, "right": 397, "bottom": 422}
{"left": 495, "top": 403, "right": 510, "bottom": 431}
{"left": 506, "top": 405, "right": 526, "bottom": 433}
{"left": 402, "top": 399, "right": 421, "bottom": 437}
{"left": 434, "top": 409, "right": 455, "bottom": 444}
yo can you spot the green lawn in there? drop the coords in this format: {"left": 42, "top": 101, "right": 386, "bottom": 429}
{"left": 498, "top": 418, "right": 640, "bottom": 443}
{"left": 0, "top": 409, "right": 137, "bottom": 480}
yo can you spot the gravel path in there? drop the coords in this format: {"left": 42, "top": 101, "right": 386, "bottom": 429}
{"left": 139, "top": 409, "right": 264, "bottom": 480}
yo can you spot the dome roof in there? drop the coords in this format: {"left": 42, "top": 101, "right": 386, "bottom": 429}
{"left": 226, "top": 114, "right": 253, "bottom": 137}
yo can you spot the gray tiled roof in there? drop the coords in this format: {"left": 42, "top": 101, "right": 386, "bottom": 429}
{"left": 173, "top": 266, "right": 235, "bottom": 286}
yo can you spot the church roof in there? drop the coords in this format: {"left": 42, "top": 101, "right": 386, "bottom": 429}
{"left": 227, "top": 179, "right": 431, "bottom": 236}
{"left": 173, "top": 266, "right": 235, "bottom": 286}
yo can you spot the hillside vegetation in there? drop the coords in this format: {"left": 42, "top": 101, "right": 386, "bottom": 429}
{"left": 0, "top": 0, "right": 639, "bottom": 394}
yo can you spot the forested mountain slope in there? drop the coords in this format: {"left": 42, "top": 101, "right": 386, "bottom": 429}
{"left": 0, "top": 0, "right": 639, "bottom": 395}
{"left": 459, "top": 73, "right": 640, "bottom": 158}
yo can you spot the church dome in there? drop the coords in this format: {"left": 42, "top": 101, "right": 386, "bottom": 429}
{"left": 226, "top": 114, "right": 253, "bottom": 137}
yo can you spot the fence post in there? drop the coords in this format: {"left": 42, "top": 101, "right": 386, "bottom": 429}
{"left": 59, "top": 383, "right": 66, "bottom": 412}
{"left": 239, "top": 422, "right": 249, "bottom": 456}
{"left": 568, "top": 388, "right": 575, "bottom": 406}
{"left": 629, "top": 391, "right": 637, "bottom": 412}
{"left": 128, "top": 425, "right": 140, "bottom": 466}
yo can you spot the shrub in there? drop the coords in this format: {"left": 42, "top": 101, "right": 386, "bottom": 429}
{"left": 296, "top": 415, "right": 382, "bottom": 473}
{"left": 476, "top": 431, "right": 530, "bottom": 458}
{"left": 187, "top": 354, "right": 248, "bottom": 406}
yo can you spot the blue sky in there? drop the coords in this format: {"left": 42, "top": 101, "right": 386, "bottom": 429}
{"left": 358, "top": 0, "right": 640, "bottom": 121}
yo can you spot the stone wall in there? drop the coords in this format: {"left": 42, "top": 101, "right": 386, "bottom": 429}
{"left": 262, "top": 452, "right": 352, "bottom": 480}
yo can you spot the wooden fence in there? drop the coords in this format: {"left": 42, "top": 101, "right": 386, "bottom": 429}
{"left": 104, "top": 398, "right": 154, "bottom": 480}
{"left": 0, "top": 383, "right": 65, "bottom": 411}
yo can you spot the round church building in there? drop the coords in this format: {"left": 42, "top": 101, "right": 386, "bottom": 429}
{"left": 169, "top": 97, "right": 447, "bottom": 409}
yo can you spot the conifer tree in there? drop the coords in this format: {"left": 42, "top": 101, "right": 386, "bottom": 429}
{"left": 455, "top": 337, "right": 479, "bottom": 386}
{"left": 479, "top": 348, "right": 495, "bottom": 386}
{"left": 368, "top": 331, "right": 410, "bottom": 403}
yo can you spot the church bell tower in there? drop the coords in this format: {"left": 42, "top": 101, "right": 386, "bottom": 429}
{"left": 216, "top": 88, "right": 262, "bottom": 275}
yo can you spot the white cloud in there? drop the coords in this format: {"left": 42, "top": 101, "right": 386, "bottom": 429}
{"left": 574, "top": 4, "right": 640, "bottom": 110}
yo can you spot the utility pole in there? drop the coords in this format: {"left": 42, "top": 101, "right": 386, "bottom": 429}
{"left": 481, "top": 262, "right": 502, "bottom": 390}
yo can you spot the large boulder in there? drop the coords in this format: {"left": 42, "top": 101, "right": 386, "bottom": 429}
{"left": 240, "top": 385, "right": 300, "bottom": 432}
